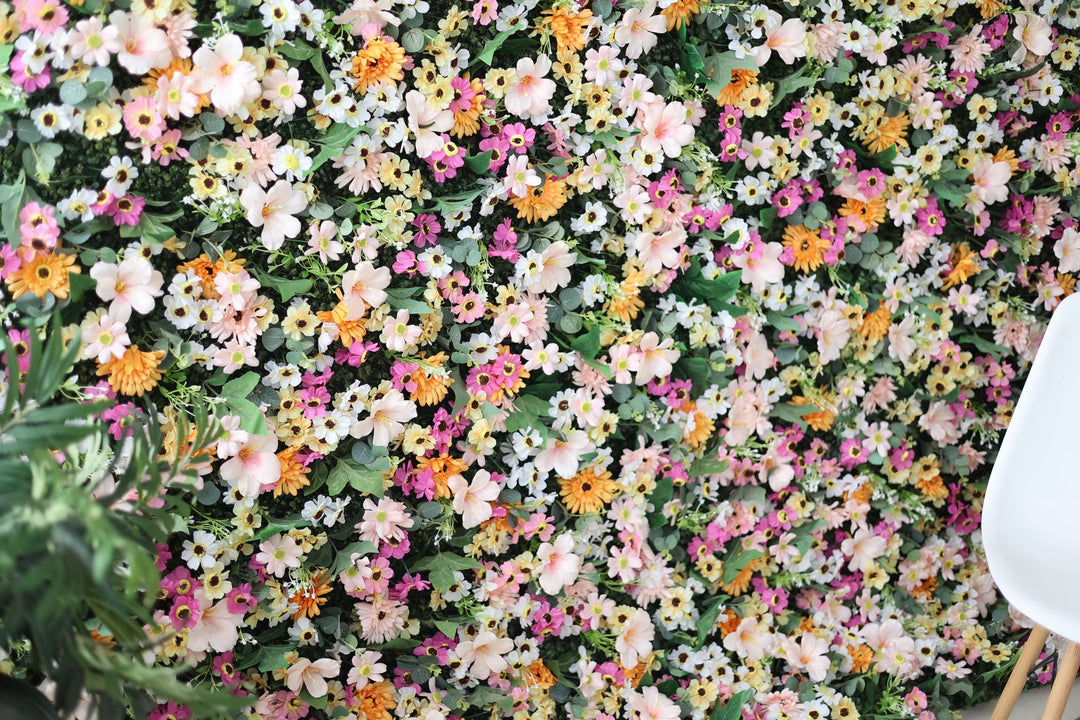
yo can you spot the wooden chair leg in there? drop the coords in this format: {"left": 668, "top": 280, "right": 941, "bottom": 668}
{"left": 992, "top": 624, "right": 1050, "bottom": 720}
{"left": 1041, "top": 641, "right": 1080, "bottom": 720}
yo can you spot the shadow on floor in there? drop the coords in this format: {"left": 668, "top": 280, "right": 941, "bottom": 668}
{"left": 961, "top": 680, "right": 1080, "bottom": 720}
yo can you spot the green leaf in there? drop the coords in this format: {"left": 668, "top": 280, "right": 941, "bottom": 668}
{"left": 688, "top": 457, "right": 729, "bottom": 477}
{"left": 412, "top": 553, "right": 481, "bottom": 591}
{"left": 472, "top": 28, "right": 516, "bottom": 67}
{"left": 703, "top": 52, "right": 759, "bottom": 99}
{"left": 675, "top": 261, "right": 742, "bottom": 313}
{"left": 766, "top": 311, "right": 801, "bottom": 332}
{"left": 571, "top": 325, "right": 601, "bottom": 360}
{"left": 326, "top": 460, "right": 385, "bottom": 497}
{"left": 434, "top": 619, "right": 459, "bottom": 638}
{"left": 0, "top": 172, "right": 28, "bottom": 245}
{"left": 59, "top": 79, "right": 87, "bottom": 105}
{"left": 221, "top": 371, "right": 261, "bottom": 399}
{"left": 199, "top": 112, "right": 225, "bottom": 134}
{"left": 712, "top": 689, "right": 753, "bottom": 720}
{"left": 277, "top": 41, "right": 316, "bottom": 62}
{"left": 770, "top": 67, "right": 816, "bottom": 109}
{"left": 465, "top": 150, "right": 494, "bottom": 175}
{"left": 310, "top": 125, "right": 362, "bottom": 173}
{"left": 250, "top": 269, "right": 313, "bottom": 302}
{"left": 771, "top": 402, "right": 818, "bottom": 425}
{"left": 330, "top": 541, "right": 377, "bottom": 573}
{"left": 696, "top": 595, "right": 726, "bottom": 646}
{"left": 722, "top": 549, "right": 764, "bottom": 584}
{"left": 648, "top": 476, "right": 673, "bottom": 528}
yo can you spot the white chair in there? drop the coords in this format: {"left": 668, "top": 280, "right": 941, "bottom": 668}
{"left": 984, "top": 291, "right": 1080, "bottom": 720}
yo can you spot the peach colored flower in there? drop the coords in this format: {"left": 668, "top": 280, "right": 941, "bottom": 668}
{"left": 190, "top": 33, "right": 261, "bottom": 115}
{"left": 505, "top": 56, "right": 557, "bottom": 118}
{"left": 220, "top": 432, "right": 280, "bottom": 498}
{"left": 286, "top": 658, "right": 340, "bottom": 698}
{"left": 456, "top": 630, "right": 513, "bottom": 679}
{"left": 637, "top": 100, "right": 694, "bottom": 159}
{"left": 240, "top": 180, "right": 308, "bottom": 250}
{"left": 342, "top": 260, "right": 391, "bottom": 321}
{"left": 536, "top": 533, "right": 581, "bottom": 595}
{"left": 448, "top": 469, "right": 500, "bottom": 529}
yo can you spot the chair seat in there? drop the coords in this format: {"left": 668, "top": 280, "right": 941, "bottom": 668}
{"left": 983, "top": 291, "right": 1080, "bottom": 644}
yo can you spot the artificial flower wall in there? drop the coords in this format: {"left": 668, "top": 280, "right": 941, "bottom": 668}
{"left": 1, "top": 0, "right": 1077, "bottom": 718}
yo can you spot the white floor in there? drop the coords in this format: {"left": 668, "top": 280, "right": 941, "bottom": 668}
{"left": 961, "top": 680, "right": 1080, "bottom": 720}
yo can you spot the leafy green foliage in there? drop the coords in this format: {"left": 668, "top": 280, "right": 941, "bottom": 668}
{"left": 0, "top": 323, "right": 243, "bottom": 718}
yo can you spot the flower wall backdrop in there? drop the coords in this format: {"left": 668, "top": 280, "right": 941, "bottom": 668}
{"left": 1, "top": 0, "right": 1078, "bottom": 718}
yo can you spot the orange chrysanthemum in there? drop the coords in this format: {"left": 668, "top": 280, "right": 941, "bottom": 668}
{"left": 605, "top": 268, "right": 646, "bottom": 322}
{"left": 351, "top": 680, "right": 396, "bottom": 720}
{"left": 862, "top": 111, "right": 911, "bottom": 154}
{"left": 791, "top": 394, "right": 836, "bottom": 432}
{"left": 910, "top": 576, "right": 939, "bottom": 599}
{"left": 719, "top": 556, "right": 764, "bottom": 596}
{"left": 679, "top": 400, "right": 715, "bottom": 450}
{"left": 523, "top": 659, "right": 557, "bottom": 689}
{"left": 993, "top": 146, "right": 1021, "bottom": 175}
{"left": 274, "top": 446, "right": 310, "bottom": 497}
{"left": 716, "top": 68, "right": 758, "bottom": 106}
{"left": 915, "top": 473, "right": 949, "bottom": 503}
{"left": 541, "top": 6, "right": 593, "bottom": 53}
{"left": 317, "top": 301, "right": 368, "bottom": 347}
{"left": 559, "top": 465, "right": 616, "bottom": 514}
{"left": 417, "top": 454, "right": 468, "bottom": 500}
{"left": 848, "top": 644, "right": 874, "bottom": 673}
{"left": 838, "top": 197, "right": 888, "bottom": 230}
{"left": 349, "top": 36, "right": 406, "bottom": 95}
{"left": 289, "top": 569, "right": 332, "bottom": 620}
{"left": 1059, "top": 272, "right": 1076, "bottom": 296}
{"left": 178, "top": 251, "right": 244, "bottom": 300}
{"left": 661, "top": 0, "right": 700, "bottom": 30}
{"left": 451, "top": 78, "right": 487, "bottom": 138}
{"left": 717, "top": 609, "right": 741, "bottom": 638}
{"left": 942, "top": 243, "right": 979, "bottom": 290}
{"left": 97, "top": 345, "right": 166, "bottom": 397}
{"left": 859, "top": 303, "right": 892, "bottom": 342}
{"left": 411, "top": 353, "right": 453, "bottom": 406}
{"left": 6, "top": 251, "right": 80, "bottom": 300}
{"left": 782, "top": 224, "right": 829, "bottom": 274}
{"left": 508, "top": 175, "right": 567, "bottom": 223}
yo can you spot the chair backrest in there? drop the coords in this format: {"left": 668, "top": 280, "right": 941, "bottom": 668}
{"left": 983, "top": 291, "right": 1080, "bottom": 643}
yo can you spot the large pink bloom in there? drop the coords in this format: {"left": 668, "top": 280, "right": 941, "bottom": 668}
{"left": 190, "top": 33, "right": 261, "bottom": 115}
{"left": 634, "top": 332, "right": 679, "bottom": 385}
{"left": 614, "top": 3, "right": 666, "bottom": 60}
{"left": 110, "top": 10, "right": 171, "bottom": 75}
{"left": 840, "top": 527, "right": 888, "bottom": 572}
{"left": 219, "top": 433, "right": 280, "bottom": 498}
{"left": 89, "top": 257, "right": 164, "bottom": 323}
{"left": 534, "top": 430, "right": 592, "bottom": 478}
{"left": 753, "top": 13, "right": 808, "bottom": 66}
{"left": 970, "top": 157, "right": 1011, "bottom": 207}
{"left": 240, "top": 180, "right": 308, "bottom": 250}
{"left": 448, "top": 469, "right": 500, "bottom": 529}
{"left": 456, "top": 630, "right": 513, "bottom": 679}
{"left": 185, "top": 590, "right": 243, "bottom": 654}
{"left": 342, "top": 260, "right": 391, "bottom": 321}
{"left": 286, "top": 658, "right": 340, "bottom": 698}
{"left": 616, "top": 608, "right": 654, "bottom": 668}
{"left": 351, "top": 389, "right": 416, "bottom": 446}
{"left": 536, "top": 533, "right": 581, "bottom": 595}
{"left": 628, "top": 686, "right": 679, "bottom": 720}
{"left": 637, "top": 101, "right": 694, "bottom": 159}
{"left": 405, "top": 90, "right": 454, "bottom": 159}
{"left": 504, "top": 56, "right": 557, "bottom": 118}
